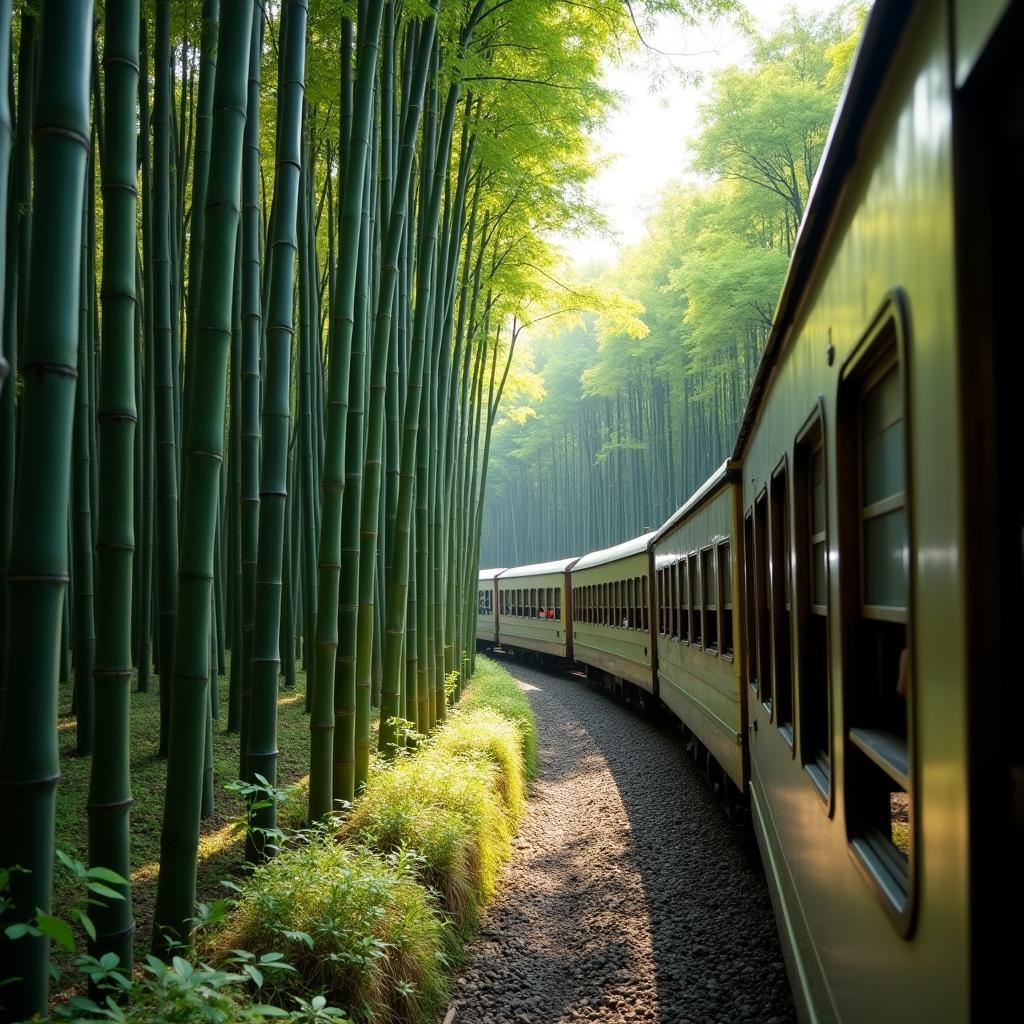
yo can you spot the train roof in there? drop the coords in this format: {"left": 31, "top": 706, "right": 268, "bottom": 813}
{"left": 571, "top": 532, "right": 653, "bottom": 572}
{"left": 478, "top": 567, "right": 507, "bottom": 581}
{"left": 732, "top": 0, "right": 914, "bottom": 461}
{"left": 649, "top": 461, "right": 738, "bottom": 546}
{"left": 498, "top": 557, "right": 580, "bottom": 580}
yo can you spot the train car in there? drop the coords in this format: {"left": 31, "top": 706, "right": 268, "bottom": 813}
{"left": 722, "top": 0, "right": 1020, "bottom": 1020}
{"left": 650, "top": 462, "right": 747, "bottom": 793}
{"left": 494, "top": 558, "right": 578, "bottom": 661}
{"left": 569, "top": 534, "right": 655, "bottom": 698}
{"left": 476, "top": 568, "right": 506, "bottom": 650}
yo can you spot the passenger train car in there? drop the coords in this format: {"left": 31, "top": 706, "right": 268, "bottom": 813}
{"left": 477, "top": 0, "right": 1021, "bottom": 1019}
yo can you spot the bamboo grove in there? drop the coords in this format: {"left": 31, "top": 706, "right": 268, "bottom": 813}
{"left": 0, "top": 1, "right": 731, "bottom": 1018}
{"left": 479, "top": 5, "right": 866, "bottom": 567}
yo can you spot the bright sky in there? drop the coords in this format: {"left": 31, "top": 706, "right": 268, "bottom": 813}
{"left": 560, "top": 0, "right": 845, "bottom": 270}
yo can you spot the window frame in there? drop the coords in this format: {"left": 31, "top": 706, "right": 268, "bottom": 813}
{"left": 689, "top": 552, "right": 702, "bottom": 647}
{"left": 718, "top": 540, "right": 734, "bottom": 661}
{"left": 837, "top": 291, "right": 917, "bottom": 937}
{"left": 771, "top": 457, "right": 795, "bottom": 748}
{"left": 701, "top": 545, "right": 718, "bottom": 655}
{"left": 754, "top": 488, "right": 773, "bottom": 714}
{"left": 794, "top": 401, "right": 834, "bottom": 810}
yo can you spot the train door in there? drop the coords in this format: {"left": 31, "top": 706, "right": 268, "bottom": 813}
{"left": 952, "top": 0, "right": 1023, "bottom": 1015}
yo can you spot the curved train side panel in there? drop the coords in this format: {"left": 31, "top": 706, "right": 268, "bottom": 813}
{"left": 569, "top": 535, "right": 655, "bottom": 694}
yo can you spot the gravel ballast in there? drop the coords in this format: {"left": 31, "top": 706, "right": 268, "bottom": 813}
{"left": 451, "top": 658, "right": 796, "bottom": 1024}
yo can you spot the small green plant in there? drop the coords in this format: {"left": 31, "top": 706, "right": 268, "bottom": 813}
{"left": 206, "top": 825, "right": 450, "bottom": 1023}
{"left": 2, "top": 851, "right": 129, "bottom": 988}
{"left": 46, "top": 950, "right": 349, "bottom": 1023}
{"left": 226, "top": 773, "right": 305, "bottom": 856}
{"left": 444, "top": 672, "right": 459, "bottom": 703}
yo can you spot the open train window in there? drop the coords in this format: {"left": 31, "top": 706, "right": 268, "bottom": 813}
{"left": 702, "top": 546, "right": 718, "bottom": 654}
{"left": 641, "top": 576, "right": 649, "bottom": 631}
{"left": 670, "top": 562, "right": 679, "bottom": 638}
{"left": 743, "top": 512, "right": 756, "bottom": 690}
{"left": 771, "top": 461, "right": 794, "bottom": 742}
{"left": 689, "top": 553, "right": 702, "bottom": 646}
{"left": 839, "top": 299, "right": 915, "bottom": 932}
{"left": 755, "top": 490, "right": 773, "bottom": 712}
{"left": 635, "top": 576, "right": 643, "bottom": 631}
{"left": 795, "top": 406, "right": 831, "bottom": 802}
{"left": 718, "top": 542, "right": 733, "bottom": 659}
{"left": 680, "top": 557, "right": 689, "bottom": 642}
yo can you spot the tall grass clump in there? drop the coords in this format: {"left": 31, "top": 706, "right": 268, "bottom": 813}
{"left": 431, "top": 707, "right": 527, "bottom": 820}
{"left": 208, "top": 827, "right": 450, "bottom": 1023}
{"left": 458, "top": 656, "right": 538, "bottom": 778}
{"left": 340, "top": 749, "right": 510, "bottom": 935}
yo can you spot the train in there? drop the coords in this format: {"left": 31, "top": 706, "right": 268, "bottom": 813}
{"left": 476, "top": 1, "right": 1021, "bottom": 1020}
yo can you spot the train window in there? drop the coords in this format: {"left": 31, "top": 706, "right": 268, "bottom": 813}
{"left": 680, "top": 557, "right": 690, "bottom": 642}
{"left": 702, "top": 547, "right": 718, "bottom": 654}
{"left": 555, "top": 587, "right": 561, "bottom": 620}
{"left": 690, "top": 554, "right": 702, "bottom": 646}
{"left": 839, "top": 315, "right": 913, "bottom": 926}
{"left": 634, "top": 576, "right": 643, "bottom": 630}
{"left": 796, "top": 410, "right": 831, "bottom": 798}
{"left": 641, "top": 576, "right": 649, "bottom": 631}
{"left": 755, "top": 490, "right": 773, "bottom": 711}
{"left": 718, "top": 542, "right": 733, "bottom": 658}
{"left": 743, "top": 512, "right": 756, "bottom": 690}
{"left": 478, "top": 590, "right": 485, "bottom": 615}
{"left": 670, "top": 563, "right": 679, "bottom": 638}
{"left": 771, "top": 462, "right": 794, "bottom": 741}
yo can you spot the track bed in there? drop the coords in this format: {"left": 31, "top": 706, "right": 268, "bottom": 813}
{"left": 450, "top": 659, "right": 795, "bottom": 1024}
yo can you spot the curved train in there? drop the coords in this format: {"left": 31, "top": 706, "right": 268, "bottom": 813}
{"left": 477, "top": 1, "right": 1021, "bottom": 1020}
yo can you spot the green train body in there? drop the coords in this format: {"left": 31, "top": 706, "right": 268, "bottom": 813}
{"left": 478, "top": 0, "right": 1020, "bottom": 1018}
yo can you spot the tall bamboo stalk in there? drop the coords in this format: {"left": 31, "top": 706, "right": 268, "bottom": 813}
{"left": 152, "top": 0, "right": 252, "bottom": 949}
{"left": 152, "top": 0, "right": 178, "bottom": 757}
{"left": 0, "top": 5, "right": 94, "bottom": 1015}
{"left": 86, "top": 0, "right": 140, "bottom": 974}
{"left": 307, "top": 6, "right": 383, "bottom": 821}
{"left": 246, "top": 0, "right": 308, "bottom": 861}
{"left": 236, "top": 6, "right": 263, "bottom": 750}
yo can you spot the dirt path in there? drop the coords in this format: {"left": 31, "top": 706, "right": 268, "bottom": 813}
{"left": 450, "top": 660, "right": 795, "bottom": 1024}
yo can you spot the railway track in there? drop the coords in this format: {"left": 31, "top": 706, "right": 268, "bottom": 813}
{"left": 450, "top": 658, "right": 795, "bottom": 1024}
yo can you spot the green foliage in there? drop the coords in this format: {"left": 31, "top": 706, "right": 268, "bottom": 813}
{"left": 481, "top": 5, "right": 868, "bottom": 567}
{"left": 457, "top": 657, "right": 538, "bottom": 780}
{"left": 340, "top": 656, "right": 532, "bottom": 936}
{"left": 207, "top": 830, "right": 450, "bottom": 1024}
{"left": 45, "top": 950, "right": 347, "bottom": 1023}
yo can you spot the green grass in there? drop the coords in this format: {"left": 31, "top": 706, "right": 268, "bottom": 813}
{"left": 208, "top": 830, "right": 452, "bottom": 1024}
{"left": 339, "top": 656, "right": 534, "bottom": 938}
{"left": 458, "top": 655, "right": 538, "bottom": 778}
{"left": 46, "top": 650, "right": 536, "bottom": 1022}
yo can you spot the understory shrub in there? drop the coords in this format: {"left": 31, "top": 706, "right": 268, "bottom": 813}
{"left": 340, "top": 747, "right": 510, "bottom": 935}
{"left": 208, "top": 830, "right": 450, "bottom": 1024}
{"left": 457, "top": 657, "right": 538, "bottom": 778}
{"left": 207, "top": 655, "right": 536, "bottom": 1021}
